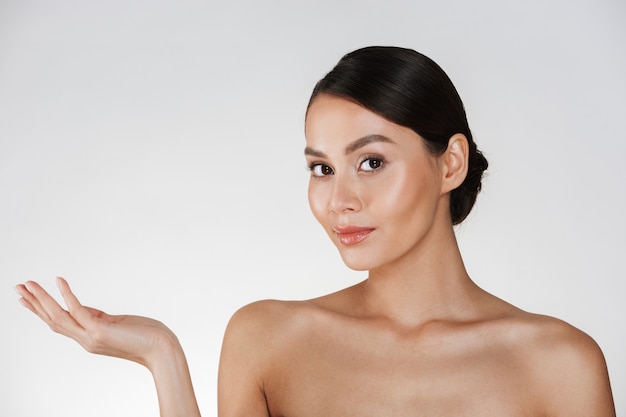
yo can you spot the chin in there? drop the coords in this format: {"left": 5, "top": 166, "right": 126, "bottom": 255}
{"left": 337, "top": 249, "right": 381, "bottom": 272}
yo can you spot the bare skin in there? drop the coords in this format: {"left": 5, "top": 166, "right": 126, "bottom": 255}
{"left": 219, "top": 286, "right": 614, "bottom": 417}
{"left": 218, "top": 95, "right": 615, "bottom": 417}
{"left": 16, "top": 94, "right": 615, "bottom": 416}
{"left": 15, "top": 277, "right": 201, "bottom": 417}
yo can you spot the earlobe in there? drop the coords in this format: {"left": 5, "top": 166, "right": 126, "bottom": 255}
{"left": 441, "top": 134, "right": 469, "bottom": 194}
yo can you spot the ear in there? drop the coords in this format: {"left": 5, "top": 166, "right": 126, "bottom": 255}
{"left": 440, "top": 133, "right": 469, "bottom": 194}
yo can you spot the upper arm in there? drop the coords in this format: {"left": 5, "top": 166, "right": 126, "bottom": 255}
{"left": 218, "top": 301, "right": 277, "bottom": 417}
{"left": 537, "top": 325, "right": 615, "bottom": 417}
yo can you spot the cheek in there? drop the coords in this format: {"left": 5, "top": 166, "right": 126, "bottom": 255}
{"left": 368, "top": 165, "right": 440, "bottom": 222}
{"left": 307, "top": 182, "right": 327, "bottom": 225}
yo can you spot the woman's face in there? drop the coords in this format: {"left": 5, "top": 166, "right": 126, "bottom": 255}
{"left": 304, "top": 94, "right": 449, "bottom": 271}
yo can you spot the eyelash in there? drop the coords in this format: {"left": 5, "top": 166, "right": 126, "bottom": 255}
{"left": 359, "top": 155, "right": 385, "bottom": 172}
{"left": 307, "top": 155, "right": 386, "bottom": 178}
{"left": 308, "top": 162, "right": 334, "bottom": 178}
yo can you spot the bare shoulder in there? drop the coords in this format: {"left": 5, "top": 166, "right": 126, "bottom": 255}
{"left": 510, "top": 312, "right": 608, "bottom": 373}
{"left": 225, "top": 298, "right": 318, "bottom": 334}
{"left": 221, "top": 299, "right": 320, "bottom": 360}
{"left": 443, "top": 297, "right": 615, "bottom": 417}
{"left": 501, "top": 311, "right": 615, "bottom": 416}
{"left": 220, "top": 291, "right": 359, "bottom": 366}
{"left": 502, "top": 310, "right": 600, "bottom": 353}
{"left": 218, "top": 299, "right": 319, "bottom": 417}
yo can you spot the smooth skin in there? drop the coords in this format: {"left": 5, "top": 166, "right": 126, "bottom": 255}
{"left": 218, "top": 95, "right": 615, "bottom": 417}
{"left": 15, "top": 278, "right": 201, "bottom": 417}
{"left": 16, "top": 94, "right": 615, "bottom": 417}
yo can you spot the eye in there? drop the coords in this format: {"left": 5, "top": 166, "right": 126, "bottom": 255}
{"left": 359, "top": 157, "right": 384, "bottom": 172}
{"left": 309, "top": 163, "right": 334, "bottom": 177}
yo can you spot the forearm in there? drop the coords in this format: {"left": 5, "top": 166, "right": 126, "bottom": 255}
{"left": 150, "top": 339, "right": 202, "bottom": 417}
{"left": 15, "top": 279, "right": 202, "bottom": 416}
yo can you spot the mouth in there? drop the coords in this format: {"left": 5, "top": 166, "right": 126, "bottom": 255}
{"left": 333, "top": 225, "right": 375, "bottom": 246}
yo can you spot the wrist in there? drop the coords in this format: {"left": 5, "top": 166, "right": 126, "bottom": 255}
{"left": 143, "top": 329, "right": 183, "bottom": 372}
{"left": 148, "top": 337, "right": 201, "bottom": 417}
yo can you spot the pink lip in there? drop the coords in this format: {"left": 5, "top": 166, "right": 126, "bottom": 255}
{"left": 333, "top": 225, "right": 375, "bottom": 246}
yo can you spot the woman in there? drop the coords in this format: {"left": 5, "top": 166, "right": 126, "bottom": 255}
{"left": 15, "top": 46, "right": 615, "bottom": 416}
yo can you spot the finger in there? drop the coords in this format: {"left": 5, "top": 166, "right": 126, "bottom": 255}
{"left": 56, "top": 277, "right": 96, "bottom": 327}
{"left": 24, "top": 280, "right": 84, "bottom": 336}
{"left": 15, "top": 285, "right": 38, "bottom": 314}
{"left": 56, "top": 277, "right": 82, "bottom": 311}
{"left": 55, "top": 278, "right": 110, "bottom": 320}
{"left": 24, "top": 280, "right": 63, "bottom": 318}
{"left": 16, "top": 282, "right": 52, "bottom": 322}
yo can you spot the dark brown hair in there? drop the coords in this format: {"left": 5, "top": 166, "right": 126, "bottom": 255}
{"left": 308, "top": 46, "right": 488, "bottom": 224}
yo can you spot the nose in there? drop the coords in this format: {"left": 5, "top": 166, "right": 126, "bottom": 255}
{"left": 328, "top": 174, "right": 362, "bottom": 213}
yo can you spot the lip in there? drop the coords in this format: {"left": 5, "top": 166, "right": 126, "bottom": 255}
{"left": 333, "top": 225, "right": 375, "bottom": 246}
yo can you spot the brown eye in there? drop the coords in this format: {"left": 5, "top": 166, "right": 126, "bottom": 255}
{"left": 359, "top": 157, "right": 384, "bottom": 172}
{"left": 311, "top": 163, "right": 334, "bottom": 177}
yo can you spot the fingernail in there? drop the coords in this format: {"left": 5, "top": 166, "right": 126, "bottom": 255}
{"left": 14, "top": 285, "right": 23, "bottom": 296}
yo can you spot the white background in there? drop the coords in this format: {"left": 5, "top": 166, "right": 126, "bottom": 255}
{"left": 1, "top": 0, "right": 624, "bottom": 415}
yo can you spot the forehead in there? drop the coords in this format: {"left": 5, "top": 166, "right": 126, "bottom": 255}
{"left": 305, "top": 94, "right": 418, "bottom": 147}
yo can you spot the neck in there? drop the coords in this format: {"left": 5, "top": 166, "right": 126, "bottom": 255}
{"left": 360, "top": 219, "right": 483, "bottom": 327}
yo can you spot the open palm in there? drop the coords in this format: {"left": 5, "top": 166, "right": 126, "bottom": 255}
{"left": 15, "top": 278, "right": 178, "bottom": 369}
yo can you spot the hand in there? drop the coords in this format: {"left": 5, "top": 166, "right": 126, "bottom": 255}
{"left": 15, "top": 277, "right": 179, "bottom": 370}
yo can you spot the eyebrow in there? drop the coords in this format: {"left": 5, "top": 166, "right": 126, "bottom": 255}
{"left": 304, "top": 134, "right": 395, "bottom": 157}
